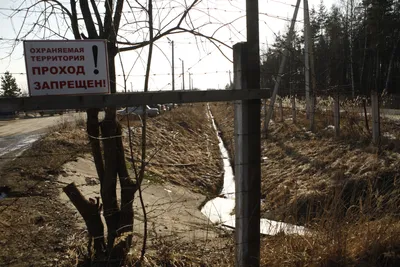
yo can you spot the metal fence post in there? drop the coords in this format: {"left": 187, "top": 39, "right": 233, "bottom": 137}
{"left": 233, "top": 42, "right": 261, "bottom": 267}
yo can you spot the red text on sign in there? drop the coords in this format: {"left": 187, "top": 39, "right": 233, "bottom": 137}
{"left": 32, "top": 66, "right": 86, "bottom": 75}
{"left": 33, "top": 79, "right": 106, "bottom": 90}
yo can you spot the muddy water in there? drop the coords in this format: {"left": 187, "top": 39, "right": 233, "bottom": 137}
{"left": 201, "top": 105, "right": 305, "bottom": 235}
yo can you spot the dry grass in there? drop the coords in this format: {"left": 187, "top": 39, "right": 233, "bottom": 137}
{"left": 3, "top": 103, "right": 400, "bottom": 266}
{"left": 0, "top": 118, "right": 90, "bottom": 266}
{"left": 260, "top": 218, "right": 400, "bottom": 267}
{"left": 125, "top": 228, "right": 234, "bottom": 267}
{"left": 0, "top": 109, "right": 227, "bottom": 266}
{"left": 119, "top": 104, "right": 223, "bottom": 196}
{"left": 211, "top": 101, "right": 400, "bottom": 266}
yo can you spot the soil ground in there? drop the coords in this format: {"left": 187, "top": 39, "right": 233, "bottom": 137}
{"left": 0, "top": 104, "right": 232, "bottom": 267}
{"left": 58, "top": 155, "right": 221, "bottom": 242}
{"left": 2, "top": 102, "right": 400, "bottom": 266}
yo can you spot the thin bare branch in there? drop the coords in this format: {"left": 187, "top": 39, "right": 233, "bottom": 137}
{"left": 110, "top": 0, "right": 125, "bottom": 41}
{"left": 118, "top": 26, "right": 231, "bottom": 53}
{"left": 139, "top": 0, "right": 154, "bottom": 259}
{"left": 132, "top": 0, "right": 147, "bottom": 13}
{"left": 90, "top": 0, "right": 104, "bottom": 35}
{"left": 177, "top": 0, "right": 200, "bottom": 27}
{"left": 103, "top": 0, "right": 113, "bottom": 38}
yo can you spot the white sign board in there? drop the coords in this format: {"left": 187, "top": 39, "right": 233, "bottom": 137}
{"left": 24, "top": 40, "right": 110, "bottom": 96}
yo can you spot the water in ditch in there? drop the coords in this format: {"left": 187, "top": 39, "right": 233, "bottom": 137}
{"left": 201, "top": 105, "right": 305, "bottom": 235}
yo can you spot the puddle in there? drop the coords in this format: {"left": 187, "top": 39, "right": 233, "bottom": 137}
{"left": 201, "top": 105, "right": 305, "bottom": 235}
{"left": 0, "top": 133, "right": 42, "bottom": 158}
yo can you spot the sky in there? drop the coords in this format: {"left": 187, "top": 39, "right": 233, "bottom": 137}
{"left": 0, "top": 0, "right": 337, "bottom": 94}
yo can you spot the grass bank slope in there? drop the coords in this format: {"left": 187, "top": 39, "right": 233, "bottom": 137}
{"left": 211, "top": 102, "right": 400, "bottom": 266}
{"left": 0, "top": 105, "right": 224, "bottom": 266}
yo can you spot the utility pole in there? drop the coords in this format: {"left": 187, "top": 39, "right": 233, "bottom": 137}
{"left": 171, "top": 40, "right": 175, "bottom": 92}
{"left": 368, "top": 1, "right": 380, "bottom": 145}
{"left": 304, "top": 0, "right": 317, "bottom": 131}
{"left": 264, "top": 0, "right": 301, "bottom": 133}
{"left": 229, "top": 70, "right": 232, "bottom": 88}
{"left": 304, "top": 0, "right": 310, "bottom": 118}
{"left": 167, "top": 38, "right": 175, "bottom": 107}
{"left": 179, "top": 58, "right": 185, "bottom": 90}
{"left": 188, "top": 72, "right": 192, "bottom": 90}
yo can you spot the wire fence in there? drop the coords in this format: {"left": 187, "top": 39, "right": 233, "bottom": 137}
{"left": 0, "top": 88, "right": 399, "bottom": 266}
{"left": 265, "top": 90, "right": 400, "bottom": 144}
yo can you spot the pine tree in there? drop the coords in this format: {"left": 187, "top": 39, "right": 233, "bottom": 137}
{"left": 1, "top": 71, "right": 21, "bottom": 97}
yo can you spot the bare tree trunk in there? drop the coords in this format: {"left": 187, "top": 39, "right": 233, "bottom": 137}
{"left": 333, "top": 93, "right": 340, "bottom": 137}
{"left": 116, "top": 122, "right": 136, "bottom": 234}
{"left": 264, "top": 0, "right": 301, "bottom": 133}
{"left": 63, "top": 183, "right": 106, "bottom": 257}
{"left": 360, "top": 15, "right": 368, "bottom": 91}
{"left": 363, "top": 98, "right": 369, "bottom": 132}
{"left": 385, "top": 32, "right": 400, "bottom": 92}
{"left": 292, "top": 96, "right": 296, "bottom": 124}
{"left": 100, "top": 109, "right": 120, "bottom": 251}
{"left": 349, "top": 0, "right": 355, "bottom": 98}
{"left": 87, "top": 109, "right": 104, "bottom": 184}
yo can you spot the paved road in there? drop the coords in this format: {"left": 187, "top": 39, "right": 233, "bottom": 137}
{"left": 0, "top": 113, "right": 84, "bottom": 167}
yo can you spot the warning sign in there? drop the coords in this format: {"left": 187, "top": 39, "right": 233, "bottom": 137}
{"left": 24, "top": 40, "right": 110, "bottom": 96}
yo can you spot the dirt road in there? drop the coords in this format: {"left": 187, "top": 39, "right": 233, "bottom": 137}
{"left": 0, "top": 113, "right": 85, "bottom": 166}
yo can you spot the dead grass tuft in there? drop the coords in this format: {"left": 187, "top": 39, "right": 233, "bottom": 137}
{"left": 125, "top": 231, "right": 234, "bottom": 267}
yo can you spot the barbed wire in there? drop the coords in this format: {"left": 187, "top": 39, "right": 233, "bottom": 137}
{"left": 0, "top": 69, "right": 295, "bottom": 77}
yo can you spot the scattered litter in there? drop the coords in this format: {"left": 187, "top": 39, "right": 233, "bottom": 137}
{"left": 324, "top": 125, "right": 335, "bottom": 131}
{"left": 383, "top": 132, "right": 396, "bottom": 140}
{"left": 0, "top": 192, "right": 7, "bottom": 200}
{"left": 0, "top": 186, "right": 10, "bottom": 200}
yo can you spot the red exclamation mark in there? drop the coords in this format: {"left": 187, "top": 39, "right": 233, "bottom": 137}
{"left": 92, "top": 45, "right": 99, "bottom": 74}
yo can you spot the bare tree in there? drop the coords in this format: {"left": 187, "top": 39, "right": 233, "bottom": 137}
{"left": 6, "top": 0, "right": 232, "bottom": 263}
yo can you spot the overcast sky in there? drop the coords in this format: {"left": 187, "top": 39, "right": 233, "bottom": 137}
{"left": 0, "top": 0, "right": 337, "bottom": 94}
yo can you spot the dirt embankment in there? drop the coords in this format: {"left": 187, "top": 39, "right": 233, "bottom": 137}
{"left": 0, "top": 120, "right": 90, "bottom": 266}
{"left": 0, "top": 105, "right": 228, "bottom": 266}
{"left": 120, "top": 104, "right": 223, "bottom": 196}
{"left": 211, "top": 102, "right": 400, "bottom": 266}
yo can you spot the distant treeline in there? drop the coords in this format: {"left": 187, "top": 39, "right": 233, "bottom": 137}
{"left": 261, "top": 0, "right": 400, "bottom": 98}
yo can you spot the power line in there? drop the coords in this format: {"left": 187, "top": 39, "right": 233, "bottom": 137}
{"left": 194, "top": 7, "right": 304, "bottom": 23}
{"left": 0, "top": 6, "right": 304, "bottom": 23}
{"left": 0, "top": 6, "right": 181, "bottom": 14}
